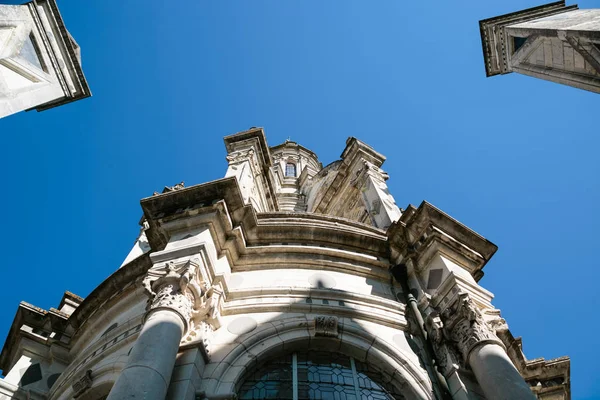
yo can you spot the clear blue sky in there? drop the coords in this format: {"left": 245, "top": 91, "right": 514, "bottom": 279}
{"left": 1, "top": 1, "right": 598, "bottom": 398}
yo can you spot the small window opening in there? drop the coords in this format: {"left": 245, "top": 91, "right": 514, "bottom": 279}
{"left": 285, "top": 163, "right": 296, "bottom": 177}
{"left": 512, "top": 36, "right": 527, "bottom": 54}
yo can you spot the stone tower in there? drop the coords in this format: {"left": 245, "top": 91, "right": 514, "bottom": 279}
{"left": 0, "top": 0, "right": 89, "bottom": 119}
{"left": 0, "top": 128, "right": 570, "bottom": 400}
{"left": 480, "top": 1, "right": 600, "bottom": 93}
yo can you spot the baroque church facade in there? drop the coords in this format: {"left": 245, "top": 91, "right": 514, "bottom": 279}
{"left": 0, "top": 128, "right": 571, "bottom": 400}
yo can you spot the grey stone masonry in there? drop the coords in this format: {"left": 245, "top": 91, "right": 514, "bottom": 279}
{"left": 0, "top": 0, "right": 90, "bottom": 119}
{"left": 480, "top": 1, "right": 600, "bottom": 93}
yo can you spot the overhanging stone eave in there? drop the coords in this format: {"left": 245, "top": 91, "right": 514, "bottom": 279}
{"left": 388, "top": 201, "right": 497, "bottom": 280}
{"left": 479, "top": 1, "right": 579, "bottom": 77}
{"left": 141, "top": 177, "right": 247, "bottom": 250}
{"left": 223, "top": 127, "right": 272, "bottom": 169}
{"left": 341, "top": 137, "right": 386, "bottom": 166}
{"left": 413, "top": 201, "right": 497, "bottom": 262}
{"left": 31, "top": 0, "right": 91, "bottom": 112}
{"left": 66, "top": 253, "right": 151, "bottom": 338}
{"left": 0, "top": 305, "right": 30, "bottom": 374}
{"left": 0, "top": 300, "right": 69, "bottom": 374}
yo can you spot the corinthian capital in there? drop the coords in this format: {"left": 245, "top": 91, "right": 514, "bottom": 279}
{"left": 440, "top": 293, "right": 503, "bottom": 362}
{"left": 142, "top": 258, "right": 225, "bottom": 350}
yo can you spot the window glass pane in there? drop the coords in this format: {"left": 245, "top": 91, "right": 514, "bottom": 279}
{"left": 238, "top": 351, "right": 401, "bottom": 400}
{"left": 238, "top": 353, "right": 294, "bottom": 400}
{"left": 285, "top": 163, "right": 296, "bottom": 177}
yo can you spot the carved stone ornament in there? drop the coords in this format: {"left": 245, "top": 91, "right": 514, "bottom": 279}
{"left": 440, "top": 293, "right": 503, "bottom": 363}
{"left": 72, "top": 369, "right": 92, "bottom": 398}
{"left": 315, "top": 316, "right": 338, "bottom": 337}
{"left": 226, "top": 148, "right": 254, "bottom": 165}
{"left": 425, "top": 313, "right": 461, "bottom": 377}
{"left": 142, "top": 258, "right": 224, "bottom": 348}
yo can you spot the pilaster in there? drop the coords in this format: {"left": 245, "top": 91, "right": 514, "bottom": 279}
{"left": 223, "top": 127, "right": 278, "bottom": 212}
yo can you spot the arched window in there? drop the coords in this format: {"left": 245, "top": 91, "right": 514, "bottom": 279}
{"left": 238, "top": 351, "right": 401, "bottom": 399}
{"left": 285, "top": 162, "right": 297, "bottom": 177}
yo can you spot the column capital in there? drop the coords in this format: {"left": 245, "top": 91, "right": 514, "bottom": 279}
{"left": 425, "top": 313, "right": 462, "bottom": 378}
{"left": 142, "top": 258, "right": 224, "bottom": 360}
{"left": 440, "top": 293, "right": 503, "bottom": 363}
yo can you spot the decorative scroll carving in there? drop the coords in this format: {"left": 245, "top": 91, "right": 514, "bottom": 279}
{"left": 315, "top": 316, "right": 338, "bottom": 337}
{"left": 440, "top": 293, "right": 503, "bottom": 363}
{"left": 226, "top": 148, "right": 255, "bottom": 164}
{"left": 72, "top": 370, "right": 92, "bottom": 398}
{"left": 425, "top": 313, "right": 461, "bottom": 377}
{"left": 142, "top": 258, "right": 224, "bottom": 359}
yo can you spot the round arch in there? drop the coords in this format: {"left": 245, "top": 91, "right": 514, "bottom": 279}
{"left": 205, "top": 317, "right": 433, "bottom": 400}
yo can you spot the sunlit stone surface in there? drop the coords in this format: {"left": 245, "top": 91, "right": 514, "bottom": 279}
{"left": 0, "top": 128, "right": 570, "bottom": 400}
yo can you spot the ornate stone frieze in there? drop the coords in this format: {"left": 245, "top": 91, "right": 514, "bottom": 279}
{"left": 440, "top": 293, "right": 503, "bottom": 362}
{"left": 226, "top": 148, "right": 253, "bottom": 163}
{"left": 425, "top": 313, "right": 461, "bottom": 377}
{"left": 226, "top": 148, "right": 261, "bottom": 175}
{"left": 315, "top": 315, "right": 338, "bottom": 337}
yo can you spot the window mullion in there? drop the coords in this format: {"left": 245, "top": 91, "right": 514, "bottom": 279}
{"left": 350, "top": 357, "right": 361, "bottom": 399}
{"left": 293, "top": 352, "right": 298, "bottom": 400}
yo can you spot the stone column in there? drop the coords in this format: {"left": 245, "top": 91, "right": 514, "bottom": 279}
{"left": 107, "top": 266, "right": 193, "bottom": 400}
{"left": 441, "top": 294, "right": 535, "bottom": 400}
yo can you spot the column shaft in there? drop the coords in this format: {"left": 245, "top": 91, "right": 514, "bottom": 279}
{"left": 468, "top": 343, "right": 535, "bottom": 400}
{"left": 107, "top": 310, "right": 184, "bottom": 400}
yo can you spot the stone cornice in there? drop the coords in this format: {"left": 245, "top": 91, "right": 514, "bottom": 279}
{"left": 0, "top": 299, "right": 71, "bottom": 373}
{"left": 389, "top": 201, "right": 497, "bottom": 281}
{"left": 141, "top": 176, "right": 390, "bottom": 260}
{"left": 479, "top": 0, "right": 578, "bottom": 77}
{"left": 66, "top": 254, "right": 152, "bottom": 334}
{"left": 29, "top": 0, "right": 91, "bottom": 111}
{"left": 341, "top": 137, "right": 386, "bottom": 167}
{"left": 224, "top": 127, "right": 272, "bottom": 170}
{"left": 496, "top": 329, "right": 571, "bottom": 399}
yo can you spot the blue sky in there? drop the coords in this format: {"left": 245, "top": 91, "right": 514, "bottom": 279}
{"left": 1, "top": 1, "right": 598, "bottom": 398}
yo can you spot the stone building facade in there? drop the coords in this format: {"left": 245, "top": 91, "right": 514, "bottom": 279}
{"left": 0, "top": 0, "right": 89, "bottom": 119}
{"left": 0, "top": 128, "right": 570, "bottom": 400}
{"left": 480, "top": 1, "right": 600, "bottom": 93}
